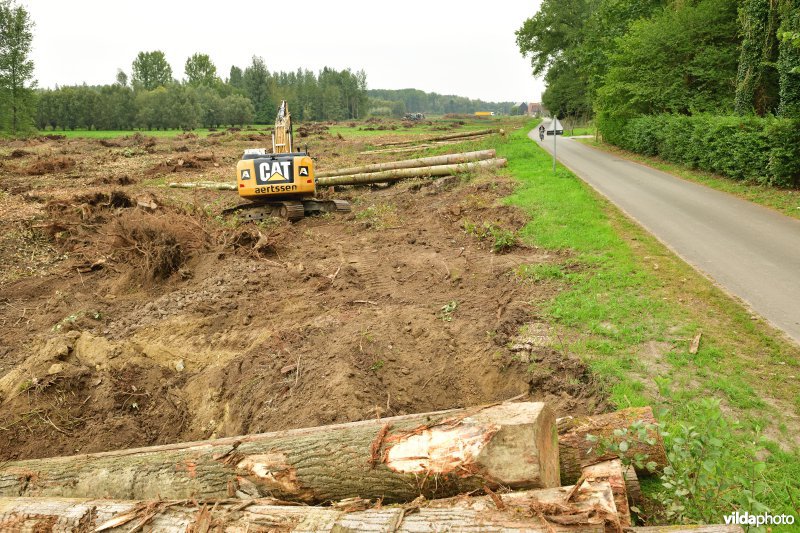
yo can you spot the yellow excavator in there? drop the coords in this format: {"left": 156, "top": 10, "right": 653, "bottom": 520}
{"left": 231, "top": 101, "right": 351, "bottom": 221}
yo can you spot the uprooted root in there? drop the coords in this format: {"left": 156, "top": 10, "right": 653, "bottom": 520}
{"left": 25, "top": 157, "right": 76, "bottom": 175}
{"left": 107, "top": 210, "right": 208, "bottom": 280}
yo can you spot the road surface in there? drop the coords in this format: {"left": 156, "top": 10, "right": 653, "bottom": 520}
{"left": 530, "top": 127, "right": 800, "bottom": 344}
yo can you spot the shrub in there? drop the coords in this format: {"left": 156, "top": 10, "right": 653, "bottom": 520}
{"left": 599, "top": 113, "right": 800, "bottom": 187}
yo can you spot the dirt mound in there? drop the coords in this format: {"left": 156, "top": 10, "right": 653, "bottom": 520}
{"left": 24, "top": 156, "right": 76, "bottom": 175}
{"left": 93, "top": 174, "right": 135, "bottom": 186}
{"left": 296, "top": 123, "right": 330, "bottom": 138}
{"left": 148, "top": 152, "right": 217, "bottom": 174}
{"left": 97, "top": 133, "right": 158, "bottom": 150}
{"left": 39, "top": 134, "right": 66, "bottom": 141}
{"left": 7, "top": 149, "right": 30, "bottom": 158}
{"left": 361, "top": 123, "right": 399, "bottom": 131}
{"left": 241, "top": 132, "right": 269, "bottom": 142}
{"left": 125, "top": 133, "right": 157, "bottom": 149}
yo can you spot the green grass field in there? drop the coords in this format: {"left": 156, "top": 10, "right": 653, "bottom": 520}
{"left": 328, "top": 117, "right": 507, "bottom": 139}
{"left": 578, "top": 138, "right": 800, "bottom": 221}
{"left": 562, "top": 126, "right": 596, "bottom": 137}
{"left": 495, "top": 121, "right": 800, "bottom": 525}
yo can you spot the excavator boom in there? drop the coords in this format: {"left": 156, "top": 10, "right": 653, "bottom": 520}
{"left": 272, "top": 100, "right": 293, "bottom": 154}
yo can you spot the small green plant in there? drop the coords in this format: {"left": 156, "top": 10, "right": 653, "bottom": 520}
{"left": 120, "top": 147, "right": 147, "bottom": 158}
{"left": 516, "top": 263, "right": 565, "bottom": 281}
{"left": 655, "top": 399, "right": 771, "bottom": 524}
{"left": 355, "top": 204, "right": 399, "bottom": 229}
{"left": 18, "top": 379, "right": 36, "bottom": 393}
{"left": 439, "top": 300, "right": 459, "bottom": 321}
{"left": 369, "top": 360, "right": 385, "bottom": 372}
{"left": 586, "top": 420, "right": 661, "bottom": 473}
{"left": 51, "top": 309, "right": 102, "bottom": 331}
{"left": 462, "top": 219, "right": 517, "bottom": 253}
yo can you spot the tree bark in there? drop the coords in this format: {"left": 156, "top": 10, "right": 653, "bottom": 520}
{"left": 0, "top": 480, "right": 615, "bottom": 532}
{"left": 0, "top": 402, "right": 558, "bottom": 504}
{"left": 376, "top": 128, "right": 500, "bottom": 146}
{"left": 557, "top": 407, "right": 667, "bottom": 484}
{"left": 316, "top": 149, "right": 496, "bottom": 178}
{"left": 315, "top": 158, "right": 507, "bottom": 187}
{"left": 167, "top": 181, "right": 236, "bottom": 190}
{"left": 582, "top": 459, "right": 631, "bottom": 527}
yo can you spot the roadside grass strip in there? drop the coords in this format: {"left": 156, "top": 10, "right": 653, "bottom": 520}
{"left": 496, "top": 121, "right": 800, "bottom": 524}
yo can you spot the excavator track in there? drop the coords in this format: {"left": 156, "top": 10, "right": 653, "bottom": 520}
{"left": 223, "top": 199, "right": 351, "bottom": 222}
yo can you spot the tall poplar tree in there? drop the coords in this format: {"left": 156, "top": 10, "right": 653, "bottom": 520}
{"left": 0, "top": 0, "right": 36, "bottom": 135}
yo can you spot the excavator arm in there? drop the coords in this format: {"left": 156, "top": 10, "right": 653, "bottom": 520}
{"left": 272, "top": 100, "right": 293, "bottom": 154}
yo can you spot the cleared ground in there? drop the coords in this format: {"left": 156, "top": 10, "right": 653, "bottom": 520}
{"left": 0, "top": 118, "right": 604, "bottom": 460}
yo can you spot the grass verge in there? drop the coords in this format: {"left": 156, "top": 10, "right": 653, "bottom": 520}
{"left": 495, "top": 121, "right": 800, "bottom": 525}
{"left": 577, "top": 138, "right": 800, "bottom": 221}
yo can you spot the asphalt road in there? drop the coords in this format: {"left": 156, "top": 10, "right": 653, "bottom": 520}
{"left": 530, "top": 127, "right": 800, "bottom": 344}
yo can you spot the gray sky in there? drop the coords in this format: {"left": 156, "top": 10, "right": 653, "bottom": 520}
{"left": 22, "top": 0, "right": 544, "bottom": 104}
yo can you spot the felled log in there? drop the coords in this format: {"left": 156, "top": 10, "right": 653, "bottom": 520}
{"left": 558, "top": 407, "right": 667, "bottom": 484}
{"left": 0, "top": 480, "right": 616, "bottom": 532}
{"left": 376, "top": 128, "right": 500, "bottom": 146}
{"left": 316, "top": 158, "right": 507, "bottom": 187}
{"left": 316, "top": 149, "right": 496, "bottom": 178}
{"left": 362, "top": 135, "right": 496, "bottom": 155}
{"left": 167, "top": 181, "right": 236, "bottom": 190}
{"left": 582, "top": 459, "right": 631, "bottom": 527}
{"left": 0, "top": 402, "right": 558, "bottom": 503}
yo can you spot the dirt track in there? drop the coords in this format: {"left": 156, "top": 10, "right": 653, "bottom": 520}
{"left": 0, "top": 126, "right": 605, "bottom": 460}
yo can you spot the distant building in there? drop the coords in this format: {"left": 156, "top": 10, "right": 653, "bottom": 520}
{"left": 516, "top": 102, "right": 528, "bottom": 115}
{"left": 528, "top": 102, "right": 545, "bottom": 117}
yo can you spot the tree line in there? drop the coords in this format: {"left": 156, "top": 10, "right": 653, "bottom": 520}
{"left": 0, "top": 0, "right": 372, "bottom": 134}
{"left": 367, "top": 88, "right": 516, "bottom": 117}
{"left": 0, "top": 0, "right": 35, "bottom": 135}
{"left": 516, "top": 0, "right": 799, "bottom": 120}
{"left": 516, "top": 0, "right": 800, "bottom": 186}
{"left": 35, "top": 53, "right": 370, "bottom": 131}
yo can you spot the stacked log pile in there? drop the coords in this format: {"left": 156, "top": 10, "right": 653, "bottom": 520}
{"left": 0, "top": 402, "right": 742, "bottom": 532}
{"left": 360, "top": 128, "right": 505, "bottom": 154}
{"left": 168, "top": 149, "right": 506, "bottom": 191}
{"left": 317, "top": 149, "right": 506, "bottom": 187}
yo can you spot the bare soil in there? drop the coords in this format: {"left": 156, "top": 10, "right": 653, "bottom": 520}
{"left": 0, "top": 129, "right": 605, "bottom": 461}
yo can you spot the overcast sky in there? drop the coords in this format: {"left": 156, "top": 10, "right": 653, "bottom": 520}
{"left": 21, "top": 0, "right": 545, "bottom": 104}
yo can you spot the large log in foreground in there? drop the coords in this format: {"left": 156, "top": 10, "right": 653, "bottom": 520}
{"left": 316, "top": 149, "right": 496, "bottom": 178}
{"left": 0, "top": 402, "right": 558, "bottom": 504}
{"left": 316, "top": 158, "right": 508, "bottom": 187}
{"left": 0, "top": 480, "right": 615, "bottom": 532}
{"left": 558, "top": 407, "right": 668, "bottom": 484}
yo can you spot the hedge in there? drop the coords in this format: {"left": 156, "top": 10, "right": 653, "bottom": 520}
{"left": 597, "top": 113, "right": 800, "bottom": 187}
